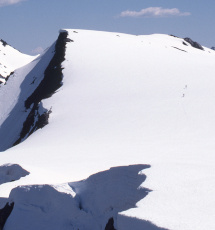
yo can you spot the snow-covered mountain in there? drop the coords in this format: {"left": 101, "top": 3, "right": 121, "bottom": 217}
{"left": 0, "top": 29, "right": 215, "bottom": 230}
{"left": 0, "top": 39, "right": 35, "bottom": 84}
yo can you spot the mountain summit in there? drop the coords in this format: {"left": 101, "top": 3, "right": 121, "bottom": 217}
{"left": 0, "top": 29, "right": 215, "bottom": 230}
{"left": 0, "top": 39, "right": 35, "bottom": 84}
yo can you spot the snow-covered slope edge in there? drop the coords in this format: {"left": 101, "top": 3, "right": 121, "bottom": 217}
{"left": 0, "top": 31, "right": 73, "bottom": 151}
{"left": 0, "top": 39, "right": 35, "bottom": 84}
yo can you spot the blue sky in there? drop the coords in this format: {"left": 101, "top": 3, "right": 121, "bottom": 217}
{"left": 0, "top": 0, "right": 214, "bottom": 54}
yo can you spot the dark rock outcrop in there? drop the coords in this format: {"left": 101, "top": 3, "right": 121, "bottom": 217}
{"left": 0, "top": 202, "right": 14, "bottom": 230}
{"left": 183, "top": 37, "right": 204, "bottom": 50}
{"left": 169, "top": 34, "right": 179, "bottom": 38}
{"left": 13, "top": 31, "right": 70, "bottom": 147}
{"left": 0, "top": 39, "right": 8, "bottom": 47}
{"left": 105, "top": 218, "right": 116, "bottom": 230}
{"left": 211, "top": 47, "right": 215, "bottom": 50}
{"left": 4, "top": 71, "right": 14, "bottom": 84}
{"left": 25, "top": 31, "right": 69, "bottom": 109}
{"left": 13, "top": 104, "right": 51, "bottom": 146}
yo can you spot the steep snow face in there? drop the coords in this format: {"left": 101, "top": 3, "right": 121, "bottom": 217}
{"left": 0, "top": 49, "right": 54, "bottom": 150}
{"left": 0, "top": 31, "right": 70, "bottom": 150}
{"left": 1, "top": 29, "right": 215, "bottom": 230}
{"left": 0, "top": 39, "right": 35, "bottom": 84}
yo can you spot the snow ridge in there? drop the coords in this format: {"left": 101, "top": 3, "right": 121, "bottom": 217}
{"left": 0, "top": 31, "right": 71, "bottom": 150}
{"left": 0, "top": 39, "right": 35, "bottom": 84}
{"left": 1, "top": 29, "right": 215, "bottom": 230}
{"left": 13, "top": 31, "right": 69, "bottom": 146}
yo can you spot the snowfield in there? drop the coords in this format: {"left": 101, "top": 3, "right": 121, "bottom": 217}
{"left": 0, "top": 29, "right": 215, "bottom": 229}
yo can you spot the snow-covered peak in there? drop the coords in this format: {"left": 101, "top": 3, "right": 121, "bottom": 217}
{"left": 0, "top": 29, "right": 215, "bottom": 230}
{"left": 0, "top": 39, "right": 36, "bottom": 84}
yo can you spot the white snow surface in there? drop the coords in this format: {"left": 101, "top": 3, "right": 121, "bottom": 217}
{"left": 0, "top": 40, "right": 36, "bottom": 84}
{"left": 1, "top": 29, "right": 215, "bottom": 229}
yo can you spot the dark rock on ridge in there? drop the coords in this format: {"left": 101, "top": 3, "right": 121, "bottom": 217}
{"left": 169, "top": 34, "right": 179, "bottom": 38}
{"left": 183, "top": 37, "right": 204, "bottom": 50}
{"left": 0, "top": 39, "right": 8, "bottom": 47}
{"left": 25, "top": 31, "right": 68, "bottom": 109}
{"left": 13, "top": 31, "right": 69, "bottom": 147}
{"left": 4, "top": 71, "right": 14, "bottom": 84}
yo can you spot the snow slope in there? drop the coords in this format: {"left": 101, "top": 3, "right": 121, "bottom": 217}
{"left": 0, "top": 39, "right": 35, "bottom": 84}
{"left": 1, "top": 29, "right": 215, "bottom": 229}
{"left": 0, "top": 40, "right": 57, "bottom": 150}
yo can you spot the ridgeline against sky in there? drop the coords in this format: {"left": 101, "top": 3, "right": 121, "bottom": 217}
{"left": 0, "top": 0, "right": 214, "bottom": 54}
